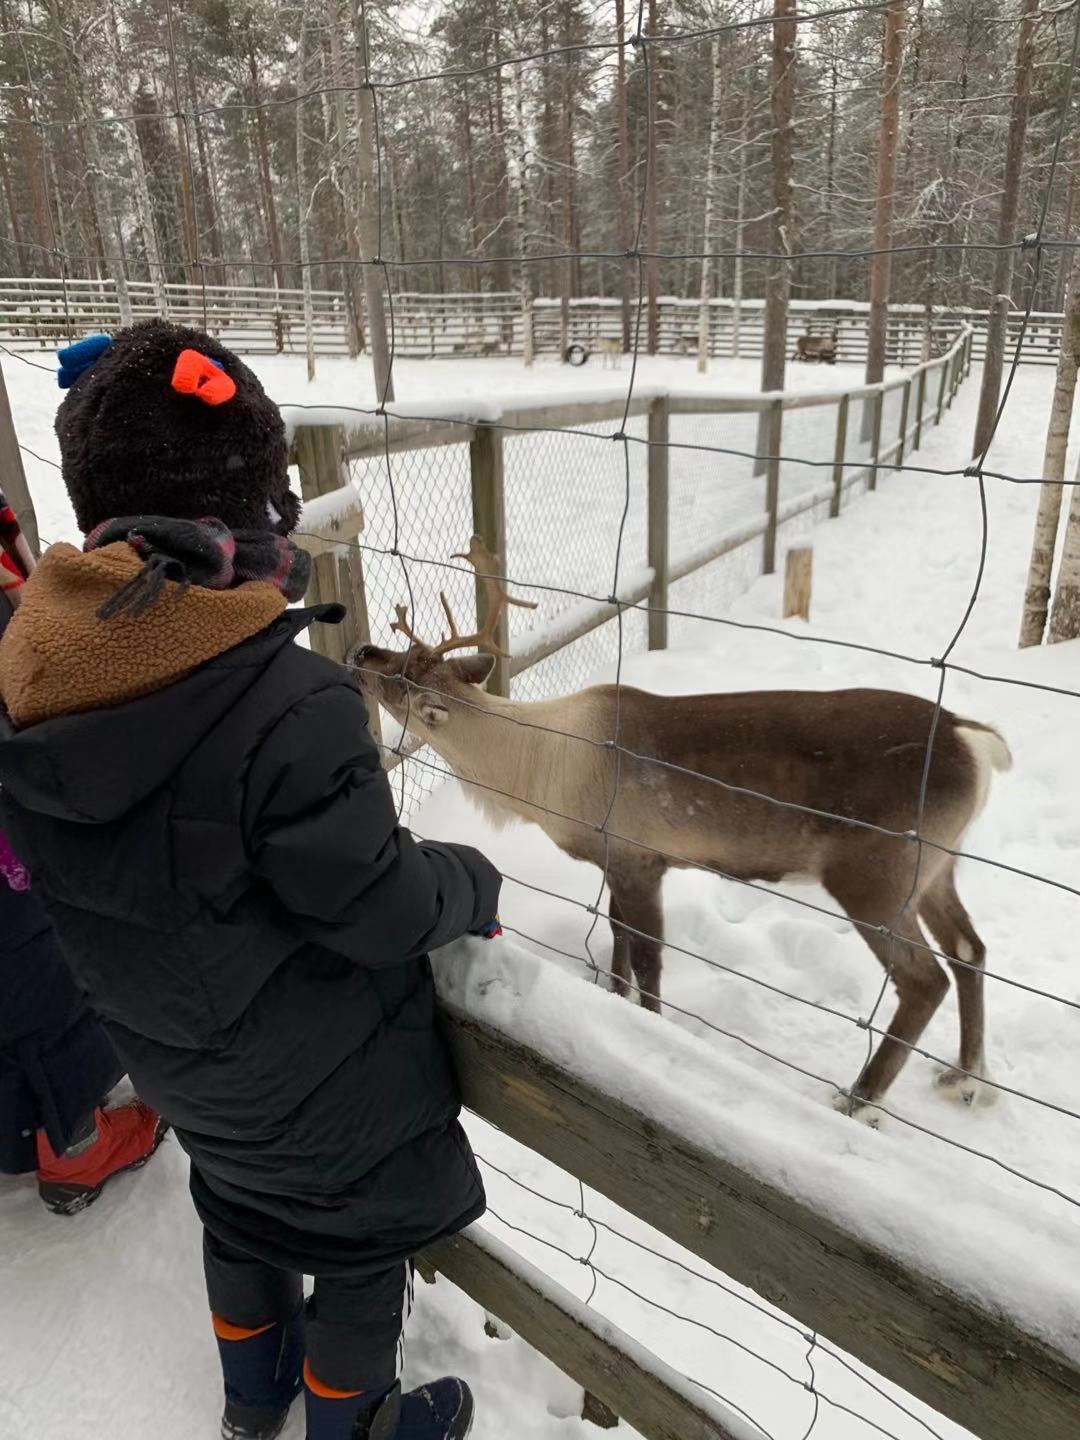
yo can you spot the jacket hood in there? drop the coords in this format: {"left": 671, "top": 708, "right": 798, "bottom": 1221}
{"left": 0, "top": 569, "right": 342, "bottom": 824}
{"left": 0, "top": 542, "right": 290, "bottom": 730}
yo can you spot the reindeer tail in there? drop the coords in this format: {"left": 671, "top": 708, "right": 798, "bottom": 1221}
{"left": 956, "top": 721, "right": 1012, "bottom": 822}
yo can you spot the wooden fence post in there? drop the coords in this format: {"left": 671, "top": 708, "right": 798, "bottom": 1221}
{"left": 946, "top": 349, "right": 959, "bottom": 410}
{"left": 647, "top": 398, "right": 669, "bottom": 650}
{"left": 868, "top": 391, "right": 883, "bottom": 491}
{"left": 763, "top": 399, "right": 783, "bottom": 574}
{"left": 783, "top": 546, "right": 812, "bottom": 620}
{"left": 294, "top": 423, "right": 352, "bottom": 665}
{"left": 913, "top": 367, "right": 927, "bottom": 451}
{"left": 896, "top": 378, "right": 911, "bottom": 469}
{"left": 0, "top": 358, "right": 40, "bottom": 557}
{"left": 470, "top": 424, "right": 511, "bottom": 696}
{"left": 830, "top": 393, "right": 849, "bottom": 518}
{"left": 936, "top": 354, "right": 948, "bottom": 424}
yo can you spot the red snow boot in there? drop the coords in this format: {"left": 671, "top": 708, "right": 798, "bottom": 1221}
{"left": 36, "top": 1100, "right": 169, "bottom": 1214}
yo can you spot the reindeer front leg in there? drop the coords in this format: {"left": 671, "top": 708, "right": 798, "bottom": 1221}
{"left": 608, "top": 893, "right": 633, "bottom": 1000}
{"left": 608, "top": 864, "right": 665, "bottom": 1013}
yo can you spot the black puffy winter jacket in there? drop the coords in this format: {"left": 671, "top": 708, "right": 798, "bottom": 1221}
{"left": 0, "top": 586, "right": 500, "bottom": 1275}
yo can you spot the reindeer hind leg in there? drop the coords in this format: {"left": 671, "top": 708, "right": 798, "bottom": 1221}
{"left": 825, "top": 868, "right": 949, "bottom": 1121}
{"left": 919, "top": 864, "right": 996, "bottom": 1107}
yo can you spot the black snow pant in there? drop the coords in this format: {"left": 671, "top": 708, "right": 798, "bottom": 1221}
{"left": 203, "top": 1229, "right": 412, "bottom": 1393}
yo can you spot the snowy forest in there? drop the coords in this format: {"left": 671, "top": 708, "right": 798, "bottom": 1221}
{"left": 0, "top": 0, "right": 1078, "bottom": 321}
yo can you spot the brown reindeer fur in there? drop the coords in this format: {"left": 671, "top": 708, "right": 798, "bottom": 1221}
{"left": 354, "top": 643, "right": 1010, "bottom": 1117}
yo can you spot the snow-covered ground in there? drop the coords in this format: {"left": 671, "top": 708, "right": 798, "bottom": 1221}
{"left": 1, "top": 348, "right": 1078, "bottom": 1440}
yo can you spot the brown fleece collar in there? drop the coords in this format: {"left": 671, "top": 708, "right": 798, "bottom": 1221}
{"left": 0, "top": 541, "right": 287, "bottom": 728}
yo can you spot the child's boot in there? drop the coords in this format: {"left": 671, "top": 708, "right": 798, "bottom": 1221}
{"left": 304, "top": 1369, "right": 473, "bottom": 1440}
{"left": 36, "top": 1100, "right": 169, "bottom": 1215}
{"left": 397, "top": 1379, "right": 474, "bottom": 1440}
{"left": 215, "top": 1309, "right": 305, "bottom": 1440}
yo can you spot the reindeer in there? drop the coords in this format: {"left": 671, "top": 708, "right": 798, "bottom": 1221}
{"left": 596, "top": 337, "right": 623, "bottom": 369}
{"left": 794, "top": 327, "right": 838, "bottom": 364}
{"left": 352, "top": 540, "right": 1011, "bottom": 1119}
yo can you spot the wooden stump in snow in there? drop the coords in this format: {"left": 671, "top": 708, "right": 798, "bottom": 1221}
{"left": 783, "top": 546, "right": 813, "bottom": 622}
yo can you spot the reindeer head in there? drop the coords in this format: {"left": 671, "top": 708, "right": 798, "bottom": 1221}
{"left": 349, "top": 536, "right": 537, "bottom": 742}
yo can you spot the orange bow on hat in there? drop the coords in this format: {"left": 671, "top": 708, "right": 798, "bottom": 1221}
{"left": 171, "top": 349, "right": 237, "bottom": 406}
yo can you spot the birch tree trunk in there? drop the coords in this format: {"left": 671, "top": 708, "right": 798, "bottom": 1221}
{"left": 732, "top": 88, "right": 750, "bottom": 359}
{"left": 353, "top": 0, "right": 394, "bottom": 403}
{"left": 697, "top": 41, "right": 722, "bottom": 374}
{"left": 164, "top": 0, "right": 199, "bottom": 287}
{"left": 329, "top": 4, "right": 363, "bottom": 358}
{"left": 246, "top": 32, "right": 287, "bottom": 292}
{"left": 1023, "top": 252, "right": 1080, "bottom": 644}
{"left": 47, "top": 0, "right": 131, "bottom": 325}
{"left": 645, "top": 0, "right": 660, "bottom": 354}
{"left": 108, "top": 2, "right": 167, "bottom": 316}
{"left": 188, "top": 56, "right": 222, "bottom": 285}
{"left": 823, "top": 57, "right": 838, "bottom": 301}
{"left": 971, "top": 0, "right": 1039, "bottom": 460}
{"left": 513, "top": 64, "right": 534, "bottom": 368}
{"left": 295, "top": 12, "right": 316, "bottom": 382}
{"left": 615, "top": 0, "right": 633, "bottom": 354}
{"left": 559, "top": 0, "right": 574, "bottom": 361}
{"left": 865, "top": 0, "right": 905, "bottom": 393}
{"left": 1019, "top": 252, "right": 1077, "bottom": 642}
{"left": 1048, "top": 463, "right": 1080, "bottom": 643}
{"left": 756, "top": 0, "right": 796, "bottom": 473}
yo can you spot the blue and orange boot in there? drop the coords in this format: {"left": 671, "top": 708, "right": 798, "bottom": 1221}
{"left": 304, "top": 1367, "right": 474, "bottom": 1440}
{"left": 214, "top": 1309, "right": 305, "bottom": 1440}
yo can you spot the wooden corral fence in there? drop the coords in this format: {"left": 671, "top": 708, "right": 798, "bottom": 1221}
{"left": 0, "top": 275, "right": 355, "bottom": 355}
{"left": 291, "top": 324, "right": 974, "bottom": 688}
{"left": 0, "top": 274, "right": 1059, "bottom": 364}
{"left": 277, "top": 327, "right": 1080, "bottom": 1440}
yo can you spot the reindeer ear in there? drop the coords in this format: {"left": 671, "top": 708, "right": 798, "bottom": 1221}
{"left": 417, "top": 694, "right": 450, "bottom": 728}
{"left": 447, "top": 654, "right": 496, "bottom": 686}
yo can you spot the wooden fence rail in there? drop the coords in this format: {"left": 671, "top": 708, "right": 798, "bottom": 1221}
{"left": 432, "top": 1002, "right": 1080, "bottom": 1440}
{"left": 424, "top": 1227, "right": 754, "bottom": 1440}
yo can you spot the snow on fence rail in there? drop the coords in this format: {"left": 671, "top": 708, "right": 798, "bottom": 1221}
{"left": 0, "top": 275, "right": 1058, "bottom": 365}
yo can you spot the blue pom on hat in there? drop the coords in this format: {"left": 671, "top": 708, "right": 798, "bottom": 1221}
{"left": 57, "top": 333, "right": 113, "bottom": 389}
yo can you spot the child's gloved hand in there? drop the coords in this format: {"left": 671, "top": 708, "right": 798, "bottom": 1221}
{"left": 478, "top": 916, "right": 502, "bottom": 940}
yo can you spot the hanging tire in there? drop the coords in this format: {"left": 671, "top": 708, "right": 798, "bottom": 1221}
{"left": 564, "top": 342, "right": 589, "bottom": 367}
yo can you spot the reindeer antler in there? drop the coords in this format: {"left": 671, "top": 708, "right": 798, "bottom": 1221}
{"left": 387, "top": 535, "right": 537, "bottom": 659}
{"left": 390, "top": 603, "right": 429, "bottom": 648}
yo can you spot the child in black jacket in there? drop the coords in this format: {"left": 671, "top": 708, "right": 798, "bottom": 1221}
{"left": 0, "top": 322, "right": 501, "bottom": 1440}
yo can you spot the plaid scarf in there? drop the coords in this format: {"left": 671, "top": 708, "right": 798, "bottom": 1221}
{"left": 0, "top": 486, "right": 35, "bottom": 604}
{"left": 0, "top": 829, "right": 30, "bottom": 892}
{"left": 85, "top": 516, "right": 311, "bottom": 620}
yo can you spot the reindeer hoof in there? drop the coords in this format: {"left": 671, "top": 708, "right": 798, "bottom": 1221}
{"left": 831, "top": 1091, "right": 882, "bottom": 1128}
{"left": 935, "top": 1066, "right": 999, "bottom": 1108}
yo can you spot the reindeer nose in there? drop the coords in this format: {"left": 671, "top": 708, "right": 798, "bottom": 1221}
{"left": 348, "top": 643, "right": 377, "bottom": 668}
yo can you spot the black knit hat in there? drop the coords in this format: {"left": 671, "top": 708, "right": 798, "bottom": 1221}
{"left": 55, "top": 319, "right": 300, "bottom": 536}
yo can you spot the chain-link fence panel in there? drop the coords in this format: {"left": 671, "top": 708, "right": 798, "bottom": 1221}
{"left": 347, "top": 440, "right": 475, "bottom": 820}
{"left": 504, "top": 418, "right": 649, "bottom": 702}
